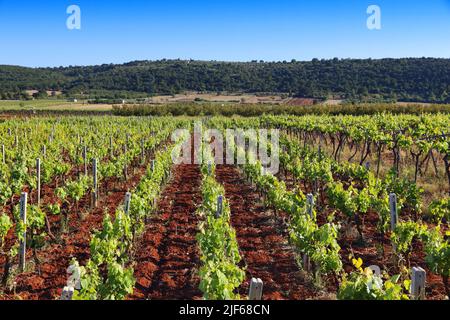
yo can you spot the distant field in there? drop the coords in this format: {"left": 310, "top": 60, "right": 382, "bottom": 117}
{"left": 0, "top": 97, "right": 440, "bottom": 113}
{"left": 0, "top": 100, "right": 112, "bottom": 111}
{"left": 147, "top": 92, "right": 287, "bottom": 104}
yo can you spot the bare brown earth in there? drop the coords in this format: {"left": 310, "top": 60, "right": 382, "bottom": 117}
{"left": 279, "top": 167, "right": 448, "bottom": 300}
{"left": 215, "top": 164, "right": 316, "bottom": 300}
{"left": 145, "top": 93, "right": 285, "bottom": 105}
{"left": 130, "top": 164, "right": 203, "bottom": 300}
{"left": 0, "top": 155, "right": 156, "bottom": 300}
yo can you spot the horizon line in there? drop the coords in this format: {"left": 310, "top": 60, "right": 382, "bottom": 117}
{"left": 2, "top": 56, "right": 450, "bottom": 69}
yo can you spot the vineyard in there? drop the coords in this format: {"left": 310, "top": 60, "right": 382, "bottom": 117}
{"left": 0, "top": 113, "right": 448, "bottom": 300}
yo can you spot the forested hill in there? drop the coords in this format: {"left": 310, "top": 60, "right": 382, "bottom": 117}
{"left": 1, "top": 58, "right": 450, "bottom": 102}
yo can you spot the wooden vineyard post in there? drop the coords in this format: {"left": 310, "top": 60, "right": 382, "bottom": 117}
{"left": 92, "top": 158, "right": 98, "bottom": 208}
{"left": 307, "top": 194, "right": 314, "bottom": 219}
{"left": 61, "top": 262, "right": 81, "bottom": 300}
{"left": 141, "top": 139, "right": 145, "bottom": 162}
{"left": 260, "top": 167, "right": 267, "bottom": 209}
{"left": 124, "top": 192, "right": 132, "bottom": 215}
{"left": 110, "top": 136, "right": 113, "bottom": 158}
{"left": 1, "top": 144, "right": 4, "bottom": 164}
{"left": 61, "top": 286, "right": 74, "bottom": 300}
{"left": 151, "top": 160, "right": 155, "bottom": 172}
{"left": 19, "top": 192, "right": 27, "bottom": 272}
{"left": 302, "top": 254, "right": 311, "bottom": 273}
{"left": 123, "top": 144, "right": 128, "bottom": 180}
{"left": 36, "top": 158, "right": 41, "bottom": 206}
{"left": 83, "top": 146, "right": 87, "bottom": 176}
{"left": 365, "top": 162, "right": 370, "bottom": 170}
{"left": 389, "top": 193, "right": 398, "bottom": 231}
{"left": 248, "top": 278, "right": 263, "bottom": 300}
{"left": 411, "top": 267, "right": 426, "bottom": 300}
{"left": 42, "top": 145, "right": 46, "bottom": 157}
{"left": 303, "top": 194, "right": 314, "bottom": 272}
{"left": 216, "top": 195, "right": 223, "bottom": 218}
{"left": 368, "top": 265, "right": 381, "bottom": 276}
{"left": 390, "top": 193, "right": 399, "bottom": 252}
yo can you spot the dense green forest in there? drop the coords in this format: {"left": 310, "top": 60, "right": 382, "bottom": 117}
{"left": 1, "top": 58, "right": 450, "bottom": 102}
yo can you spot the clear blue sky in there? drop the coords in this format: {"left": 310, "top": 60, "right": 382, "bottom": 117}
{"left": 1, "top": 0, "right": 450, "bottom": 67}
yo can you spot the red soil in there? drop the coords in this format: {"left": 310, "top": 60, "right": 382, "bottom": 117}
{"left": 130, "top": 164, "right": 203, "bottom": 300}
{"left": 215, "top": 165, "right": 316, "bottom": 300}
{"left": 0, "top": 156, "right": 155, "bottom": 300}
{"left": 279, "top": 170, "right": 448, "bottom": 300}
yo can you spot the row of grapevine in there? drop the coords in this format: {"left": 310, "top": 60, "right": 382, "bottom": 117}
{"left": 279, "top": 133, "right": 449, "bottom": 298}
{"left": 0, "top": 117, "right": 188, "bottom": 296}
{"left": 204, "top": 116, "right": 448, "bottom": 299}
{"left": 196, "top": 140, "right": 245, "bottom": 299}
{"left": 262, "top": 114, "right": 450, "bottom": 190}
{"left": 66, "top": 131, "right": 189, "bottom": 299}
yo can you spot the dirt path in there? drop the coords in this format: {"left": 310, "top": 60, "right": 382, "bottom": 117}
{"left": 215, "top": 165, "right": 315, "bottom": 300}
{"left": 131, "top": 164, "right": 202, "bottom": 300}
